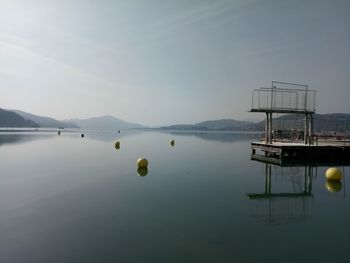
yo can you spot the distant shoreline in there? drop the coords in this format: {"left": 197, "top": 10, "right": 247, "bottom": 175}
{"left": 0, "top": 128, "right": 78, "bottom": 133}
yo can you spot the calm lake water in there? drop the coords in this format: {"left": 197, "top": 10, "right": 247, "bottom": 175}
{"left": 0, "top": 130, "right": 349, "bottom": 263}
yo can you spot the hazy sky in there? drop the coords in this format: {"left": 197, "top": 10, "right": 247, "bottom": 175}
{"left": 1, "top": 0, "right": 350, "bottom": 126}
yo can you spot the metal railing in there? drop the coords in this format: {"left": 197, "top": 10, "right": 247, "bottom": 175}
{"left": 251, "top": 82, "right": 316, "bottom": 112}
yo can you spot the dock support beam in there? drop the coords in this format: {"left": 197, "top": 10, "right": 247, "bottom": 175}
{"left": 304, "top": 114, "right": 309, "bottom": 144}
{"left": 265, "top": 112, "right": 273, "bottom": 144}
{"left": 269, "top": 113, "right": 273, "bottom": 144}
{"left": 309, "top": 114, "right": 314, "bottom": 145}
{"left": 304, "top": 113, "right": 314, "bottom": 145}
{"left": 265, "top": 113, "right": 268, "bottom": 143}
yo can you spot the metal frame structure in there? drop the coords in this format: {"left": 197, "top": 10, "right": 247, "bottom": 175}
{"left": 250, "top": 81, "right": 317, "bottom": 145}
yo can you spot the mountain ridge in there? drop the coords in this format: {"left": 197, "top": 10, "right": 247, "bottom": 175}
{"left": 2, "top": 109, "right": 349, "bottom": 131}
{"left": 160, "top": 113, "right": 350, "bottom": 132}
{"left": 0, "top": 109, "right": 39, "bottom": 128}
{"left": 11, "top": 110, "right": 79, "bottom": 128}
{"left": 64, "top": 115, "right": 145, "bottom": 129}
{"left": 160, "top": 118, "right": 255, "bottom": 131}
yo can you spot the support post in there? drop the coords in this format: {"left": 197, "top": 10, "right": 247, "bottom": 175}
{"left": 304, "top": 114, "right": 309, "bottom": 144}
{"left": 309, "top": 114, "right": 314, "bottom": 145}
{"left": 265, "top": 112, "right": 269, "bottom": 144}
{"left": 269, "top": 112, "right": 273, "bottom": 144}
{"left": 265, "top": 163, "right": 268, "bottom": 194}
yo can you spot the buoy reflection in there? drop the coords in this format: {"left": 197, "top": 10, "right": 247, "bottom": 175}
{"left": 325, "top": 181, "right": 342, "bottom": 193}
{"left": 137, "top": 168, "right": 148, "bottom": 177}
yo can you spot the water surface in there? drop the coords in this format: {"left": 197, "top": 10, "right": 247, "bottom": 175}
{"left": 0, "top": 130, "right": 349, "bottom": 263}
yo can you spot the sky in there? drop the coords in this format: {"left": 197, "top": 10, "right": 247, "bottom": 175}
{"left": 1, "top": 0, "right": 350, "bottom": 126}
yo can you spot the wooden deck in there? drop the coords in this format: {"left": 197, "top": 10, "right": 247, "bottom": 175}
{"left": 251, "top": 141, "right": 350, "bottom": 163}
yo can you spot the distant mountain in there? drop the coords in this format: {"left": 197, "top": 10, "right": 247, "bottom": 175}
{"left": 11, "top": 110, "right": 79, "bottom": 128}
{"left": 262, "top": 113, "right": 350, "bottom": 132}
{"left": 195, "top": 119, "right": 254, "bottom": 130}
{"left": 161, "top": 119, "right": 256, "bottom": 131}
{"left": 65, "top": 115, "right": 144, "bottom": 129}
{"left": 160, "top": 113, "right": 350, "bottom": 132}
{"left": 0, "top": 108, "right": 39, "bottom": 127}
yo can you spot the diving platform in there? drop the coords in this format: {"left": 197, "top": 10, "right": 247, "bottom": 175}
{"left": 249, "top": 81, "right": 350, "bottom": 161}
{"left": 250, "top": 81, "right": 316, "bottom": 145}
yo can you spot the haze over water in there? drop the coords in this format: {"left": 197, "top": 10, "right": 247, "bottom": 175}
{"left": 0, "top": 130, "right": 349, "bottom": 262}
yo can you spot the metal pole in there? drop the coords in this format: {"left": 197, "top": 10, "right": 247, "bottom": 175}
{"left": 309, "top": 114, "right": 314, "bottom": 145}
{"left": 313, "top": 91, "right": 316, "bottom": 112}
{"left": 271, "top": 82, "right": 274, "bottom": 110}
{"left": 269, "top": 112, "right": 273, "bottom": 144}
{"left": 281, "top": 90, "right": 283, "bottom": 109}
{"left": 268, "top": 163, "right": 272, "bottom": 194}
{"left": 304, "top": 166, "right": 307, "bottom": 193}
{"left": 265, "top": 163, "right": 268, "bottom": 194}
{"left": 304, "top": 114, "right": 309, "bottom": 144}
{"left": 289, "top": 89, "right": 292, "bottom": 110}
{"left": 265, "top": 112, "right": 269, "bottom": 143}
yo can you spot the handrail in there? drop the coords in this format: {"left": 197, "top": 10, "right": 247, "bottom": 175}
{"left": 251, "top": 85, "right": 316, "bottom": 112}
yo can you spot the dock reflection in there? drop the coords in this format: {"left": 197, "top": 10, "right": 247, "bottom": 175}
{"left": 248, "top": 158, "right": 348, "bottom": 225}
{"left": 248, "top": 163, "right": 313, "bottom": 199}
{"left": 247, "top": 162, "right": 314, "bottom": 226}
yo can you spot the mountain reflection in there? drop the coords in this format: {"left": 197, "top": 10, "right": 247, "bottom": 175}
{"left": 162, "top": 130, "right": 261, "bottom": 143}
{"left": 84, "top": 129, "right": 143, "bottom": 142}
{"left": 0, "top": 133, "right": 54, "bottom": 147}
{"left": 84, "top": 129, "right": 262, "bottom": 143}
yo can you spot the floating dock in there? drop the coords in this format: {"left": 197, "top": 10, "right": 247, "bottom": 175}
{"left": 249, "top": 81, "right": 349, "bottom": 162}
{"left": 251, "top": 141, "right": 350, "bottom": 164}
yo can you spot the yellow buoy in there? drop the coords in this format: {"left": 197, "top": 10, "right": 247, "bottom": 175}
{"left": 137, "top": 157, "right": 148, "bottom": 168}
{"left": 325, "top": 167, "right": 342, "bottom": 181}
{"left": 170, "top": 139, "right": 175, "bottom": 146}
{"left": 325, "top": 181, "right": 342, "bottom": 193}
{"left": 137, "top": 168, "right": 148, "bottom": 177}
{"left": 115, "top": 141, "right": 120, "bottom": 148}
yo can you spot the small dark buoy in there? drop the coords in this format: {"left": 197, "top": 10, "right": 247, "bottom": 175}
{"left": 170, "top": 139, "right": 175, "bottom": 146}
{"left": 118, "top": 130, "right": 120, "bottom": 134}
{"left": 58, "top": 131, "right": 61, "bottom": 135}
{"left": 81, "top": 133, "right": 84, "bottom": 138}
{"left": 137, "top": 157, "right": 148, "bottom": 168}
{"left": 115, "top": 141, "right": 120, "bottom": 150}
